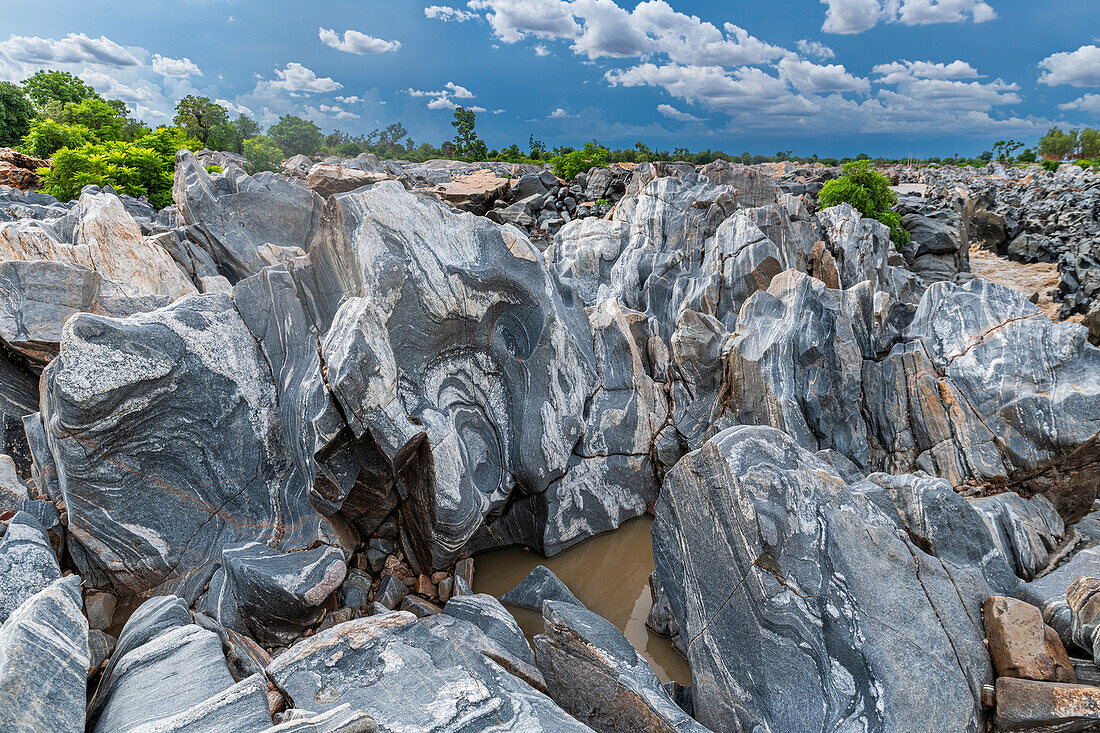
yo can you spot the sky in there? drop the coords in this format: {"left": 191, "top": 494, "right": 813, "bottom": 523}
{"left": 1, "top": 0, "right": 1098, "bottom": 157}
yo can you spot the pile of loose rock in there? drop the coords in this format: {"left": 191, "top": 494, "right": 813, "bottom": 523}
{"left": 0, "top": 147, "right": 1098, "bottom": 731}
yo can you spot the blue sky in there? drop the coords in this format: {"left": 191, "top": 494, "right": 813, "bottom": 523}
{"left": 1, "top": 0, "right": 1098, "bottom": 156}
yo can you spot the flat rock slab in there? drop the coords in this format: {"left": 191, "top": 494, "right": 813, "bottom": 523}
{"left": 267, "top": 611, "right": 594, "bottom": 731}
{"left": 0, "top": 575, "right": 87, "bottom": 733}
{"left": 984, "top": 596, "right": 1076, "bottom": 683}
{"left": 995, "top": 677, "right": 1100, "bottom": 732}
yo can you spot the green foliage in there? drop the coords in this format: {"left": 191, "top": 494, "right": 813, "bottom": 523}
{"left": 451, "top": 107, "right": 482, "bottom": 157}
{"left": 21, "top": 70, "right": 99, "bottom": 108}
{"left": 551, "top": 141, "right": 609, "bottom": 180}
{"left": 205, "top": 164, "right": 223, "bottom": 173}
{"left": 268, "top": 115, "right": 323, "bottom": 157}
{"left": 19, "top": 119, "right": 94, "bottom": 158}
{"left": 818, "top": 160, "right": 909, "bottom": 248}
{"left": 1041, "top": 160, "right": 1060, "bottom": 172}
{"left": 0, "top": 81, "right": 35, "bottom": 147}
{"left": 1039, "top": 127, "right": 1078, "bottom": 159}
{"left": 595, "top": 198, "right": 611, "bottom": 207}
{"left": 1017, "top": 148, "right": 1037, "bottom": 164}
{"left": 1080, "top": 128, "right": 1100, "bottom": 160}
{"left": 62, "top": 97, "right": 126, "bottom": 141}
{"left": 38, "top": 141, "right": 169, "bottom": 207}
{"left": 991, "top": 139, "right": 1024, "bottom": 162}
{"left": 174, "top": 95, "right": 230, "bottom": 147}
{"left": 229, "top": 114, "right": 260, "bottom": 154}
{"left": 242, "top": 135, "right": 285, "bottom": 174}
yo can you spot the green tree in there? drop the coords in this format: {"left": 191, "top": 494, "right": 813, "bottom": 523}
{"left": 62, "top": 97, "right": 126, "bottom": 141}
{"left": 451, "top": 107, "right": 478, "bottom": 154}
{"left": 991, "top": 140, "right": 1024, "bottom": 162}
{"left": 231, "top": 114, "right": 260, "bottom": 154}
{"left": 550, "top": 141, "right": 610, "bottom": 180}
{"left": 19, "top": 119, "right": 94, "bottom": 158}
{"left": 173, "top": 96, "right": 230, "bottom": 147}
{"left": 1039, "top": 127, "right": 1078, "bottom": 159}
{"left": 21, "top": 70, "right": 100, "bottom": 109}
{"left": 818, "top": 160, "right": 909, "bottom": 248}
{"left": 242, "top": 135, "right": 285, "bottom": 174}
{"left": 268, "top": 115, "right": 323, "bottom": 157}
{"left": 1079, "top": 128, "right": 1100, "bottom": 160}
{"left": 1017, "top": 148, "right": 1037, "bottom": 164}
{"left": 0, "top": 82, "right": 35, "bottom": 148}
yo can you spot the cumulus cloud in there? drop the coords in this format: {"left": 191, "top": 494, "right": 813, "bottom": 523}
{"left": 534, "top": 44, "right": 550, "bottom": 56}
{"left": 424, "top": 5, "right": 477, "bottom": 22}
{"left": 216, "top": 98, "right": 254, "bottom": 117}
{"left": 77, "top": 69, "right": 155, "bottom": 105}
{"left": 270, "top": 62, "right": 342, "bottom": 93}
{"left": 467, "top": 0, "right": 580, "bottom": 43}
{"left": 0, "top": 32, "right": 139, "bottom": 66}
{"left": 319, "top": 27, "right": 401, "bottom": 54}
{"left": 657, "top": 103, "right": 702, "bottom": 122}
{"left": 1060, "top": 94, "right": 1100, "bottom": 115}
{"left": 151, "top": 54, "right": 202, "bottom": 78}
{"left": 336, "top": 95, "right": 363, "bottom": 104}
{"left": 821, "top": 0, "right": 996, "bottom": 34}
{"left": 317, "top": 103, "right": 359, "bottom": 120}
{"left": 873, "top": 59, "right": 981, "bottom": 83}
{"left": 1038, "top": 45, "right": 1100, "bottom": 87}
{"left": 778, "top": 57, "right": 869, "bottom": 93}
{"left": 796, "top": 39, "right": 835, "bottom": 60}
{"left": 548, "top": 107, "right": 577, "bottom": 118}
{"left": 405, "top": 81, "right": 480, "bottom": 110}
{"left": 607, "top": 63, "right": 817, "bottom": 116}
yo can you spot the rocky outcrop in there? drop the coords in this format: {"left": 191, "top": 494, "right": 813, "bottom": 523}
{"left": 0, "top": 511, "right": 61, "bottom": 622}
{"left": 305, "top": 164, "right": 389, "bottom": 199}
{"left": 425, "top": 168, "right": 510, "bottom": 215}
{"left": 652, "top": 425, "right": 993, "bottom": 732}
{"left": 0, "top": 147, "right": 49, "bottom": 191}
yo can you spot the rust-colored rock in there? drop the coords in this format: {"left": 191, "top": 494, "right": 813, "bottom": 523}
{"left": 0, "top": 161, "right": 40, "bottom": 191}
{"left": 455, "top": 557, "right": 474, "bottom": 588}
{"left": 810, "top": 240, "right": 840, "bottom": 289}
{"left": 426, "top": 169, "right": 510, "bottom": 215}
{"left": 994, "top": 677, "right": 1100, "bottom": 731}
{"left": 984, "top": 596, "right": 1076, "bottom": 683}
{"left": 414, "top": 574, "right": 436, "bottom": 597}
{"left": 305, "top": 163, "right": 388, "bottom": 198}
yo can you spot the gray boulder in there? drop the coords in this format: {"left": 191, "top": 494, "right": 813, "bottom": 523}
{"left": 0, "top": 453, "right": 29, "bottom": 512}
{"left": 266, "top": 611, "right": 593, "bottom": 731}
{"left": 443, "top": 592, "right": 536, "bottom": 668}
{"left": 652, "top": 425, "right": 991, "bottom": 732}
{"left": 499, "top": 565, "right": 582, "bottom": 611}
{"left": 0, "top": 575, "right": 87, "bottom": 733}
{"left": 535, "top": 600, "right": 708, "bottom": 733}
{"left": 0, "top": 510, "right": 60, "bottom": 622}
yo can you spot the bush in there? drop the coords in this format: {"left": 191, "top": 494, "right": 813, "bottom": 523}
{"left": 0, "top": 82, "right": 35, "bottom": 148}
{"left": 1041, "top": 160, "right": 1060, "bottom": 172}
{"left": 818, "top": 160, "right": 909, "bottom": 248}
{"left": 551, "top": 141, "right": 609, "bottom": 180}
{"left": 19, "top": 119, "right": 94, "bottom": 158}
{"left": 62, "top": 97, "right": 126, "bottom": 141}
{"left": 242, "top": 136, "right": 284, "bottom": 174}
{"left": 205, "top": 164, "right": 223, "bottom": 174}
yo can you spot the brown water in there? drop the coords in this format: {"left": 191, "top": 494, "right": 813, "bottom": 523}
{"left": 968, "top": 244, "right": 1085, "bottom": 325}
{"left": 473, "top": 516, "right": 692, "bottom": 685}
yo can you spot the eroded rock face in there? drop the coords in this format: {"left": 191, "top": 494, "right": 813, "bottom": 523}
{"left": 41, "top": 293, "right": 347, "bottom": 602}
{"left": 652, "top": 425, "right": 992, "bottom": 733}
{"left": 266, "top": 612, "right": 593, "bottom": 732}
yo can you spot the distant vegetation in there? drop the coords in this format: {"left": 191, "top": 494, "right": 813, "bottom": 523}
{"left": 819, "top": 160, "right": 910, "bottom": 248}
{"left": 2, "top": 68, "right": 1096, "bottom": 207}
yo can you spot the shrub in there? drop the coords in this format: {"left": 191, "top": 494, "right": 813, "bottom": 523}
{"left": 62, "top": 97, "right": 126, "bottom": 141}
{"left": 1041, "top": 160, "right": 1060, "bottom": 172}
{"left": 0, "top": 82, "right": 35, "bottom": 148}
{"left": 19, "top": 119, "right": 94, "bottom": 158}
{"left": 242, "top": 136, "right": 284, "bottom": 174}
{"left": 551, "top": 141, "right": 609, "bottom": 180}
{"left": 205, "top": 164, "right": 223, "bottom": 174}
{"left": 818, "top": 160, "right": 910, "bottom": 248}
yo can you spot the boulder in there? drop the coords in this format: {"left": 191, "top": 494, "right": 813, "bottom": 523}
{"left": 0, "top": 510, "right": 60, "bottom": 622}
{"left": 40, "top": 293, "right": 347, "bottom": 602}
{"left": 535, "top": 600, "right": 709, "bottom": 733}
{"left": 0, "top": 148, "right": 49, "bottom": 191}
{"left": 652, "top": 425, "right": 992, "bottom": 732}
{"left": 0, "top": 453, "right": 29, "bottom": 512}
{"left": 1020, "top": 547, "right": 1100, "bottom": 645}
{"left": 427, "top": 168, "right": 510, "bottom": 215}
{"left": 266, "top": 612, "right": 593, "bottom": 731}
{"left": 1068, "top": 576, "right": 1100, "bottom": 665}
{"left": 0, "top": 575, "right": 87, "bottom": 733}
{"left": 499, "top": 565, "right": 582, "bottom": 612}
{"left": 305, "top": 163, "right": 388, "bottom": 199}
{"left": 443, "top": 593, "right": 536, "bottom": 669}
{"left": 983, "top": 596, "right": 1076, "bottom": 683}
{"left": 994, "top": 677, "right": 1100, "bottom": 732}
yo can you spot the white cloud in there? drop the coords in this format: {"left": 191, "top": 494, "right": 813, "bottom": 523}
{"left": 821, "top": 0, "right": 996, "bottom": 34}
{"left": 270, "top": 62, "right": 342, "bottom": 93}
{"left": 0, "top": 32, "right": 139, "bottom": 66}
{"left": 548, "top": 107, "right": 576, "bottom": 118}
{"left": 657, "top": 103, "right": 702, "bottom": 122}
{"left": 425, "top": 5, "right": 477, "bottom": 22}
{"left": 467, "top": 0, "right": 581, "bottom": 44}
{"left": 318, "top": 27, "right": 401, "bottom": 55}
{"left": 445, "top": 81, "right": 475, "bottom": 98}
{"left": 777, "top": 56, "right": 869, "bottom": 93}
{"left": 405, "top": 81, "right": 480, "bottom": 111}
{"left": 318, "top": 103, "right": 359, "bottom": 120}
{"left": 216, "top": 98, "right": 254, "bottom": 118}
{"left": 873, "top": 59, "right": 981, "bottom": 83}
{"left": 336, "top": 95, "right": 363, "bottom": 104}
{"left": 77, "top": 69, "right": 155, "bottom": 104}
{"left": 607, "top": 63, "right": 816, "bottom": 116}
{"left": 796, "top": 39, "right": 835, "bottom": 60}
{"left": 151, "top": 54, "right": 202, "bottom": 78}
{"left": 534, "top": 44, "right": 550, "bottom": 56}
{"left": 1038, "top": 45, "right": 1100, "bottom": 87}
{"left": 1060, "top": 94, "right": 1100, "bottom": 115}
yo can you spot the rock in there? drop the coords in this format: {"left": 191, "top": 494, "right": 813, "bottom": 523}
{"left": 205, "top": 542, "right": 347, "bottom": 645}
{"left": 338, "top": 569, "right": 373, "bottom": 611}
{"left": 375, "top": 574, "right": 407, "bottom": 610}
{"left": 87, "top": 629, "right": 115, "bottom": 678}
{"left": 443, "top": 593, "right": 536, "bottom": 668}
{"left": 972, "top": 492, "right": 1064, "bottom": 581}
{"left": 994, "top": 677, "right": 1100, "bottom": 732}
{"left": 40, "top": 293, "right": 346, "bottom": 602}
{"left": 305, "top": 164, "right": 388, "bottom": 199}
{"left": 89, "top": 596, "right": 270, "bottom": 733}
{"left": 0, "top": 360, "right": 36, "bottom": 477}
{"left": 454, "top": 557, "right": 474, "bottom": 587}
{"left": 0, "top": 575, "right": 88, "bottom": 733}
{"left": 192, "top": 611, "right": 273, "bottom": 682}
{"left": 85, "top": 590, "right": 117, "bottom": 631}
{"left": 0, "top": 510, "right": 60, "bottom": 622}
{"left": 266, "top": 612, "right": 592, "bottom": 731}
{"left": 1020, "top": 547, "right": 1100, "bottom": 644}
{"left": 268, "top": 705, "right": 378, "bottom": 732}
{"left": 398, "top": 595, "right": 441, "bottom": 617}
{"left": 500, "top": 565, "right": 583, "bottom": 612}
{"left": 816, "top": 203, "right": 893, "bottom": 294}
{"left": 427, "top": 169, "right": 510, "bottom": 215}
{"left": 652, "top": 425, "right": 992, "bottom": 733}
{"left": 0, "top": 189, "right": 195, "bottom": 299}
{"left": 1068, "top": 576, "right": 1100, "bottom": 665}
{"left": 306, "top": 181, "right": 594, "bottom": 570}
{"left": 0, "top": 148, "right": 49, "bottom": 191}
{"left": 983, "top": 596, "right": 1075, "bottom": 683}
{"left": 535, "top": 600, "right": 709, "bottom": 733}
{"left": 699, "top": 160, "right": 779, "bottom": 208}
{"left": 174, "top": 149, "right": 324, "bottom": 282}
{"left": 0, "top": 454, "right": 29, "bottom": 513}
